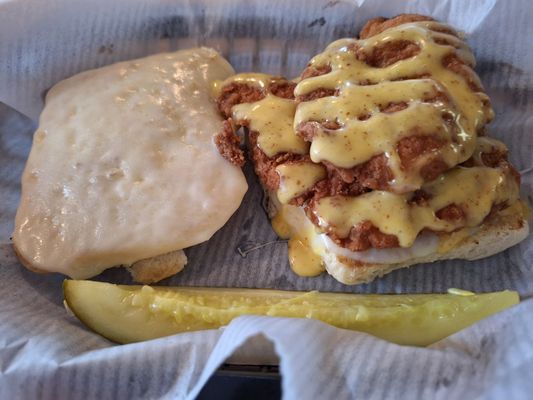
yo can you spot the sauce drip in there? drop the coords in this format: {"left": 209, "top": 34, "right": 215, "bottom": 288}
{"left": 311, "top": 166, "right": 519, "bottom": 247}
{"left": 272, "top": 203, "right": 325, "bottom": 277}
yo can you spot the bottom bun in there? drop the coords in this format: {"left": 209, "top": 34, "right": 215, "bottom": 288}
{"left": 13, "top": 241, "right": 188, "bottom": 284}
{"left": 324, "top": 204, "right": 529, "bottom": 285}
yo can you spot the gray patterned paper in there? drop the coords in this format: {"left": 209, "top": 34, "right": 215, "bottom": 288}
{"left": 0, "top": 0, "right": 532, "bottom": 398}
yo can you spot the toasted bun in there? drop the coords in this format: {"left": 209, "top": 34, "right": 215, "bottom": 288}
{"left": 265, "top": 188, "right": 529, "bottom": 285}
{"left": 324, "top": 206, "right": 529, "bottom": 285}
{"left": 126, "top": 250, "right": 188, "bottom": 284}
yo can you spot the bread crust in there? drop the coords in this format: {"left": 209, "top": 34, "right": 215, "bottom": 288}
{"left": 323, "top": 207, "right": 529, "bottom": 285}
{"left": 265, "top": 188, "right": 528, "bottom": 284}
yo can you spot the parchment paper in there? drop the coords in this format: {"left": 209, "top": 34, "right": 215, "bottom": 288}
{"left": 1, "top": 0, "right": 533, "bottom": 398}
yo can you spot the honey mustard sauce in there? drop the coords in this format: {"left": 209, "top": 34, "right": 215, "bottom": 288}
{"left": 275, "top": 162, "right": 326, "bottom": 204}
{"left": 271, "top": 201, "right": 326, "bottom": 277}
{"left": 214, "top": 73, "right": 328, "bottom": 277}
{"left": 470, "top": 136, "right": 509, "bottom": 165}
{"left": 288, "top": 236, "right": 325, "bottom": 277}
{"left": 214, "top": 73, "right": 328, "bottom": 204}
{"left": 214, "top": 73, "right": 308, "bottom": 157}
{"left": 294, "top": 21, "right": 494, "bottom": 192}
{"left": 311, "top": 166, "right": 519, "bottom": 248}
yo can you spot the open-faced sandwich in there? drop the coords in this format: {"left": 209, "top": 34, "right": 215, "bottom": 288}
{"left": 214, "top": 14, "right": 529, "bottom": 284}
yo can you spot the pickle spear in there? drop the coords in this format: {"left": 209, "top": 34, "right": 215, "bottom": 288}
{"left": 63, "top": 280, "right": 518, "bottom": 346}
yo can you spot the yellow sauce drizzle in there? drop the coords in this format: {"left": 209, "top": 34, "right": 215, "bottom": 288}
{"left": 275, "top": 162, "right": 326, "bottom": 204}
{"left": 215, "top": 73, "right": 323, "bottom": 205}
{"left": 271, "top": 202, "right": 325, "bottom": 277}
{"left": 288, "top": 236, "right": 324, "bottom": 277}
{"left": 470, "top": 136, "right": 508, "bottom": 165}
{"left": 271, "top": 209, "right": 292, "bottom": 239}
{"left": 215, "top": 73, "right": 308, "bottom": 158}
{"left": 232, "top": 95, "right": 307, "bottom": 157}
{"left": 294, "top": 21, "right": 494, "bottom": 192}
{"left": 312, "top": 166, "right": 519, "bottom": 247}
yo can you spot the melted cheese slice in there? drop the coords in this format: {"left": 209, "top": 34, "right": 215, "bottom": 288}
{"left": 13, "top": 48, "right": 248, "bottom": 279}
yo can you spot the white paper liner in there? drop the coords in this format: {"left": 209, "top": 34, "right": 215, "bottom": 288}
{"left": 1, "top": 0, "right": 532, "bottom": 398}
